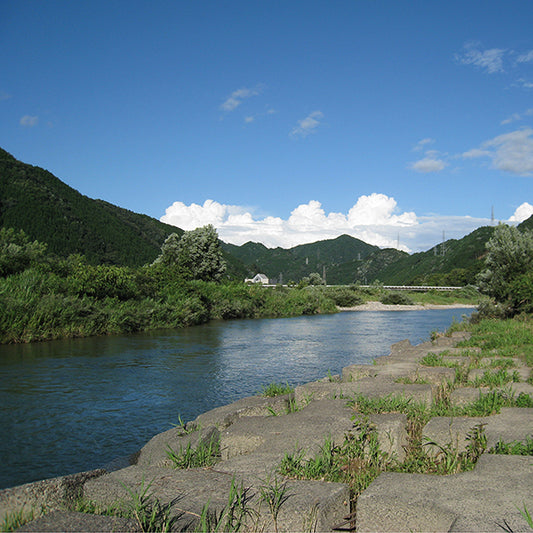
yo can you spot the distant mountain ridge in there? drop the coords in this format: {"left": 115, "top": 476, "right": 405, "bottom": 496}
{"left": 1, "top": 147, "right": 531, "bottom": 284}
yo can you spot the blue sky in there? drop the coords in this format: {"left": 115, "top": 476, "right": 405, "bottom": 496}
{"left": 1, "top": 0, "right": 532, "bottom": 252}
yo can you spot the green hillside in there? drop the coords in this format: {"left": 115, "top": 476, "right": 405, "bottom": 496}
{"left": 375, "top": 226, "right": 496, "bottom": 286}
{"left": 222, "top": 234, "right": 379, "bottom": 283}
{"left": 0, "top": 148, "right": 182, "bottom": 266}
{"left": 0, "top": 147, "right": 247, "bottom": 277}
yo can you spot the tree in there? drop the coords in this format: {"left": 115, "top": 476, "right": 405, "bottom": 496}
{"left": 152, "top": 233, "right": 181, "bottom": 267}
{"left": 0, "top": 227, "right": 47, "bottom": 277}
{"left": 153, "top": 225, "right": 226, "bottom": 282}
{"left": 477, "top": 223, "right": 533, "bottom": 314}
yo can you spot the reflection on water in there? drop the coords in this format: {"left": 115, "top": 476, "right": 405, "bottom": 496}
{"left": 0, "top": 308, "right": 472, "bottom": 489}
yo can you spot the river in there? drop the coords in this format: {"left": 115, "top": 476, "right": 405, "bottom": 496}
{"left": 0, "top": 308, "right": 472, "bottom": 489}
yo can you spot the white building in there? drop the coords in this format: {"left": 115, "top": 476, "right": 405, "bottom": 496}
{"left": 245, "top": 273, "right": 270, "bottom": 284}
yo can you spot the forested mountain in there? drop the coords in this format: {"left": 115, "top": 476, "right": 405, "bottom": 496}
{"left": 374, "top": 226, "right": 496, "bottom": 286}
{"left": 222, "top": 234, "right": 379, "bottom": 283}
{"left": 0, "top": 148, "right": 181, "bottom": 266}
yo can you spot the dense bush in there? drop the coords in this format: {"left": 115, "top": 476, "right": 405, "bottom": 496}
{"left": 477, "top": 224, "right": 533, "bottom": 316}
{"left": 319, "top": 287, "right": 364, "bottom": 307}
{"left": 380, "top": 292, "right": 414, "bottom": 305}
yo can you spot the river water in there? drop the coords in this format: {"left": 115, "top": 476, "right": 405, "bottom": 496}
{"left": 0, "top": 308, "right": 472, "bottom": 489}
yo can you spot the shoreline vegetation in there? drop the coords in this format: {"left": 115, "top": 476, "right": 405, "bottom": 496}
{"left": 0, "top": 224, "right": 482, "bottom": 345}
{"left": 0, "top": 272, "right": 480, "bottom": 344}
{"left": 4, "top": 220, "right": 531, "bottom": 345}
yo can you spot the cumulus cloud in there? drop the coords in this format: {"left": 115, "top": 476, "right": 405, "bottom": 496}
{"left": 162, "top": 194, "right": 427, "bottom": 251}
{"left": 463, "top": 128, "right": 533, "bottom": 176}
{"left": 455, "top": 42, "right": 506, "bottom": 73}
{"left": 508, "top": 202, "right": 533, "bottom": 222}
{"left": 160, "top": 195, "right": 500, "bottom": 253}
{"left": 20, "top": 115, "right": 38, "bottom": 127}
{"left": 220, "top": 86, "right": 261, "bottom": 112}
{"left": 290, "top": 111, "right": 324, "bottom": 138}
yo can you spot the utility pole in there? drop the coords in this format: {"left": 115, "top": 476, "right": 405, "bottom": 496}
{"left": 491, "top": 206, "right": 495, "bottom": 225}
{"left": 441, "top": 231, "right": 446, "bottom": 257}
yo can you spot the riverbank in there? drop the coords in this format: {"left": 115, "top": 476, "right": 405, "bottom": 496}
{"left": 2, "top": 317, "right": 532, "bottom": 532}
{"left": 339, "top": 301, "right": 478, "bottom": 312}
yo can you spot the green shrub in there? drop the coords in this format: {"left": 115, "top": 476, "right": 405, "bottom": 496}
{"left": 321, "top": 287, "right": 364, "bottom": 307}
{"left": 380, "top": 292, "right": 414, "bottom": 305}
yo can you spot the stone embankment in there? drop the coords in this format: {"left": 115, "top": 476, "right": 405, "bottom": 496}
{"left": 1, "top": 330, "right": 532, "bottom": 532}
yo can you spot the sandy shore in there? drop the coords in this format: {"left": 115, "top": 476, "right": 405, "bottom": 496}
{"left": 339, "top": 301, "right": 478, "bottom": 312}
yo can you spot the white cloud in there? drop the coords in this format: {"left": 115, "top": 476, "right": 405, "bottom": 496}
{"left": 410, "top": 157, "right": 447, "bottom": 173}
{"left": 290, "top": 111, "right": 324, "bottom": 138}
{"left": 220, "top": 86, "right": 261, "bottom": 112}
{"left": 517, "top": 50, "right": 533, "bottom": 64}
{"left": 162, "top": 194, "right": 426, "bottom": 251}
{"left": 508, "top": 202, "right": 533, "bottom": 222}
{"left": 161, "top": 195, "right": 499, "bottom": 253}
{"left": 501, "top": 108, "right": 533, "bottom": 125}
{"left": 464, "top": 128, "right": 533, "bottom": 176}
{"left": 455, "top": 42, "right": 506, "bottom": 74}
{"left": 413, "top": 138, "right": 435, "bottom": 151}
{"left": 20, "top": 115, "right": 38, "bottom": 127}
{"left": 516, "top": 78, "right": 533, "bottom": 89}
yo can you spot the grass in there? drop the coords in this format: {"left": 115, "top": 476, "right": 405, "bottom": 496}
{"left": 457, "top": 316, "right": 533, "bottom": 366}
{"left": 194, "top": 478, "right": 255, "bottom": 533}
{"left": 258, "top": 476, "right": 291, "bottom": 533}
{"left": 1, "top": 508, "right": 34, "bottom": 532}
{"left": 166, "top": 437, "right": 221, "bottom": 469}
{"left": 75, "top": 478, "right": 178, "bottom": 533}
{"left": 276, "top": 416, "right": 488, "bottom": 506}
{"left": 489, "top": 437, "right": 533, "bottom": 456}
{"left": 469, "top": 368, "right": 521, "bottom": 389}
{"left": 259, "top": 382, "right": 294, "bottom": 397}
{"left": 171, "top": 414, "right": 197, "bottom": 435}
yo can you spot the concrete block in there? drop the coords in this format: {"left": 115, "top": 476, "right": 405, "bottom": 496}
{"left": 353, "top": 413, "right": 409, "bottom": 463}
{"left": 422, "top": 416, "right": 486, "bottom": 456}
{"left": 356, "top": 455, "right": 533, "bottom": 533}
{"left": 192, "top": 394, "right": 293, "bottom": 430}
{"left": 450, "top": 386, "right": 486, "bottom": 406}
{"left": 341, "top": 364, "right": 378, "bottom": 382}
{"left": 0, "top": 470, "right": 106, "bottom": 524}
{"left": 84, "top": 465, "right": 349, "bottom": 533}
{"left": 18, "top": 510, "right": 141, "bottom": 532}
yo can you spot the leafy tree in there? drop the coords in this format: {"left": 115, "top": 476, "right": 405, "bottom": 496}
{"left": 153, "top": 225, "right": 226, "bottom": 282}
{"left": 0, "top": 227, "right": 47, "bottom": 277}
{"left": 152, "top": 233, "right": 181, "bottom": 267}
{"left": 307, "top": 272, "right": 325, "bottom": 285}
{"left": 477, "top": 223, "right": 533, "bottom": 314}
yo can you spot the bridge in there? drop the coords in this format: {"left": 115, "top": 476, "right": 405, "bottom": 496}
{"left": 352, "top": 285, "right": 463, "bottom": 292}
